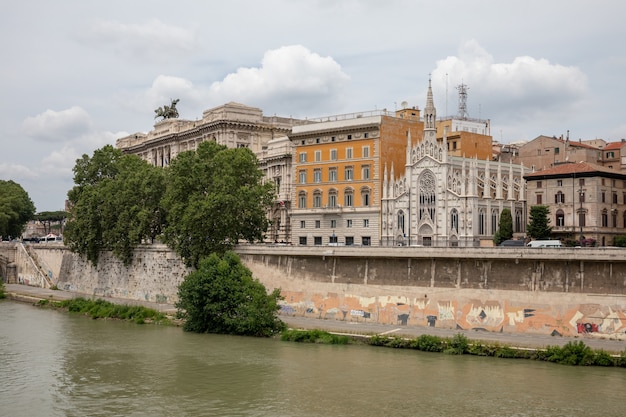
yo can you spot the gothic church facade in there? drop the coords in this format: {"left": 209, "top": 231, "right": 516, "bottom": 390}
{"left": 381, "top": 81, "right": 529, "bottom": 247}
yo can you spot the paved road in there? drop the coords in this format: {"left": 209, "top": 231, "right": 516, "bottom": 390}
{"left": 4, "top": 283, "right": 626, "bottom": 353}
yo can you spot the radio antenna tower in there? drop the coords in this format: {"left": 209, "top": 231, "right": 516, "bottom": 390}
{"left": 456, "top": 83, "right": 469, "bottom": 119}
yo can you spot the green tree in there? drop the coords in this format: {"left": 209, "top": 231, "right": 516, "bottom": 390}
{"left": 527, "top": 205, "right": 552, "bottom": 239}
{"left": 34, "top": 211, "right": 68, "bottom": 235}
{"left": 162, "top": 141, "right": 275, "bottom": 268}
{"left": 493, "top": 208, "right": 513, "bottom": 245}
{"left": 64, "top": 146, "right": 166, "bottom": 265}
{"left": 0, "top": 180, "right": 36, "bottom": 240}
{"left": 176, "top": 251, "right": 285, "bottom": 336}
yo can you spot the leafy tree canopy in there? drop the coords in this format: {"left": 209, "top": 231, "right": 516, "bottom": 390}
{"left": 527, "top": 205, "right": 552, "bottom": 239}
{"left": 0, "top": 179, "right": 36, "bottom": 239}
{"left": 493, "top": 208, "right": 513, "bottom": 245}
{"left": 162, "top": 141, "right": 275, "bottom": 268}
{"left": 34, "top": 211, "right": 68, "bottom": 235}
{"left": 64, "top": 146, "right": 166, "bottom": 265}
{"left": 176, "top": 251, "right": 285, "bottom": 336}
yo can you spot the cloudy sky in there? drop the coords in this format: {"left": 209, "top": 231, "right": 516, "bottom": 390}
{"left": 1, "top": 0, "right": 625, "bottom": 212}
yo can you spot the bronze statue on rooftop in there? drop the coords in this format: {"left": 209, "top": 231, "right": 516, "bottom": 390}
{"left": 155, "top": 99, "right": 180, "bottom": 120}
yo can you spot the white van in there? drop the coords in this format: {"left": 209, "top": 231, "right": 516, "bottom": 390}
{"left": 527, "top": 240, "right": 562, "bottom": 248}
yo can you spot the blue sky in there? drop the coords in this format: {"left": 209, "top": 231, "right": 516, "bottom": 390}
{"left": 2, "top": 0, "right": 625, "bottom": 211}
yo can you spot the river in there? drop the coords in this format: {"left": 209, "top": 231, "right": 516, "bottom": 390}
{"left": 1, "top": 300, "right": 625, "bottom": 417}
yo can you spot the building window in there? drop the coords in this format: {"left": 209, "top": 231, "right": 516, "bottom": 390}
{"left": 330, "top": 219, "right": 337, "bottom": 228}
{"left": 579, "top": 192, "right": 585, "bottom": 203}
{"left": 315, "top": 220, "right": 321, "bottom": 228}
{"left": 557, "top": 179, "right": 563, "bottom": 187}
{"left": 614, "top": 193, "right": 618, "bottom": 204}
{"left": 602, "top": 191, "right": 606, "bottom": 203}
{"left": 363, "top": 219, "right": 369, "bottom": 228}
{"left": 579, "top": 178, "right": 585, "bottom": 186}
{"left": 345, "top": 166, "right": 354, "bottom": 181}
{"left": 314, "top": 169, "right": 322, "bottom": 183}
{"left": 329, "top": 167, "right": 337, "bottom": 182}
{"left": 451, "top": 209, "right": 459, "bottom": 232}
{"left": 362, "top": 146, "right": 370, "bottom": 157}
{"left": 314, "top": 236, "right": 322, "bottom": 245}
{"left": 329, "top": 233, "right": 338, "bottom": 244}
{"left": 398, "top": 210, "right": 405, "bottom": 234}
{"left": 364, "top": 132, "right": 369, "bottom": 138}
{"left": 361, "top": 165, "right": 370, "bottom": 180}
{"left": 331, "top": 136, "right": 336, "bottom": 142}
{"left": 298, "top": 192, "right": 307, "bottom": 208}
{"left": 299, "top": 170, "right": 306, "bottom": 184}
{"left": 555, "top": 191, "right": 565, "bottom": 204}
{"left": 345, "top": 236, "right": 354, "bottom": 245}
{"left": 555, "top": 147, "right": 560, "bottom": 154}
{"left": 346, "top": 148, "right": 353, "bottom": 159}
{"left": 347, "top": 134, "right": 352, "bottom": 140}
{"left": 300, "top": 220, "right": 306, "bottom": 228}
{"left": 602, "top": 209, "right": 608, "bottom": 227}
{"left": 361, "top": 188, "right": 370, "bottom": 206}
{"left": 299, "top": 236, "right": 307, "bottom": 245}
{"left": 299, "top": 152, "right": 307, "bottom": 163}
{"left": 479, "top": 209, "right": 486, "bottom": 235}
{"left": 328, "top": 190, "right": 338, "bottom": 207}
{"left": 491, "top": 209, "right": 498, "bottom": 235}
{"left": 346, "top": 219, "right": 352, "bottom": 228}
{"left": 315, "top": 150, "right": 321, "bottom": 162}
{"left": 623, "top": 211, "right": 626, "bottom": 228}
{"left": 556, "top": 210, "right": 565, "bottom": 227}
{"left": 362, "top": 236, "right": 371, "bottom": 246}
{"left": 330, "top": 149, "right": 337, "bottom": 161}
{"left": 344, "top": 189, "right": 353, "bottom": 207}
{"left": 537, "top": 181, "right": 542, "bottom": 188}
{"left": 536, "top": 194, "right": 543, "bottom": 205}
{"left": 579, "top": 212, "right": 586, "bottom": 227}
{"left": 313, "top": 191, "right": 322, "bottom": 208}
{"left": 515, "top": 209, "right": 523, "bottom": 233}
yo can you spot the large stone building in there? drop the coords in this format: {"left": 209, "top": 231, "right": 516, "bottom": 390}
{"left": 288, "top": 107, "right": 424, "bottom": 246}
{"left": 524, "top": 161, "right": 626, "bottom": 246}
{"left": 514, "top": 135, "right": 600, "bottom": 171}
{"left": 381, "top": 80, "right": 529, "bottom": 247}
{"left": 116, "top": 102, "right": 307, "bottom": 165}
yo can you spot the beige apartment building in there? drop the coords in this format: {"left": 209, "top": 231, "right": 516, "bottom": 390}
{"left": 524, "top": 161, "right": 626, "bottom": 246}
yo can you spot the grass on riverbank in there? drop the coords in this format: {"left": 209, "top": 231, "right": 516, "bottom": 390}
{"left": 282, "top": 330, "right": 626, "bottom": 367}
{"left": 38, "top": 297, "right": 170, "bottom": 325}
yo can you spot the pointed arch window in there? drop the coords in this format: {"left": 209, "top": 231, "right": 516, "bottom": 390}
{"left": 419, "top": 171, "right": 436, "bottom": 221}
{"left": 451, "top": 209, "right": 459, "bottom": 233}
{"left": 479, "top": 208, "right": 486, "bottom": 235}
{"left": 397, "top": 210, "right": 405, "bottom": 235}
{"left": 491, "top": 209, "right": 498, "bottom": 235}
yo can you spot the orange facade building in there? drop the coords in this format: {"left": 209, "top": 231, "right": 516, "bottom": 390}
{"left": 289, "top": 108, "right": 424, "bottom": 246}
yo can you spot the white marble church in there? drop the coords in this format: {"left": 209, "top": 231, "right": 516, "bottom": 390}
{"left": 381, "top": 81, "right": 529, "bottom": 247}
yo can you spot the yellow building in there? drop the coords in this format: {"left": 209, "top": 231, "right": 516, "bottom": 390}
{"left": 289, "top": 107, "right": 423, "bottom": 246}
{"left": 436, "top": 117, "right": 492, "bottom": 160}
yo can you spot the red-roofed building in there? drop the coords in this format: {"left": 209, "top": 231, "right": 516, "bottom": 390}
{"left": 598, "top": 140, "right": 626, "bottom": 171}
{"left": 514, "top": 135, "right": 601, "bottom": 171}
{"left": 524, "top": 162, "right": 626, "bottom": 246}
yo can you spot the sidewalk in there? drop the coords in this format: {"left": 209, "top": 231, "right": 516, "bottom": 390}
{"left": 4, "top": 283, "right": 626, "bottom": 353}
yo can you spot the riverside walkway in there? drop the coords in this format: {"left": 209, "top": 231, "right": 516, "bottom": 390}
{"left": 4, "top": 283, "right": 626, "bottom": 354}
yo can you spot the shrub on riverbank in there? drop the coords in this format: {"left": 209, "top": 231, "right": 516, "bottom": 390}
{"left": 0, "top": 281, "right": 5, "bottom": 299}
{"left": 39, "top": 297, "right": 169, "bottom": 324}
{"left": 288, "top": 331, "right": 626, "bottom": 367}
{"left": 281, "top": 329, "right": 349, "bottom": 344}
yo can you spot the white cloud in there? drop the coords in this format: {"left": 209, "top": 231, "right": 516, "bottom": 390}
{"left": 21, "top": 107, "right": 92, "bottom": 142}
{"left": 0, "top": 163, "right": 38, "bottom": 181}
{"left": 84, "top": 19, "right": 198, "bottom": 62}
{"left": 208, "top": 45, "right": 350, "bottom": 115}
{"left": 431, "top": 40, "right": 588, "bottom": 123}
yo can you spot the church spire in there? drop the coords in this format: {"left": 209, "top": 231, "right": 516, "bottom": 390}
{"left": 424, "top": 75, "right": 437, "bottom": 131}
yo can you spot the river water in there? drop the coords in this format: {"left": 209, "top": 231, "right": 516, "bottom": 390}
{"left": 1, "top": 300, "right": 625, "bottom": 417}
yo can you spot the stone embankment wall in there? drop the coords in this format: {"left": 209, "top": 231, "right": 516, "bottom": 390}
{"left": 235, "top": 245, "right": 626, "bottom": 339}
{"left": 4, "top": 243, "right": 626, "bottom": 338}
